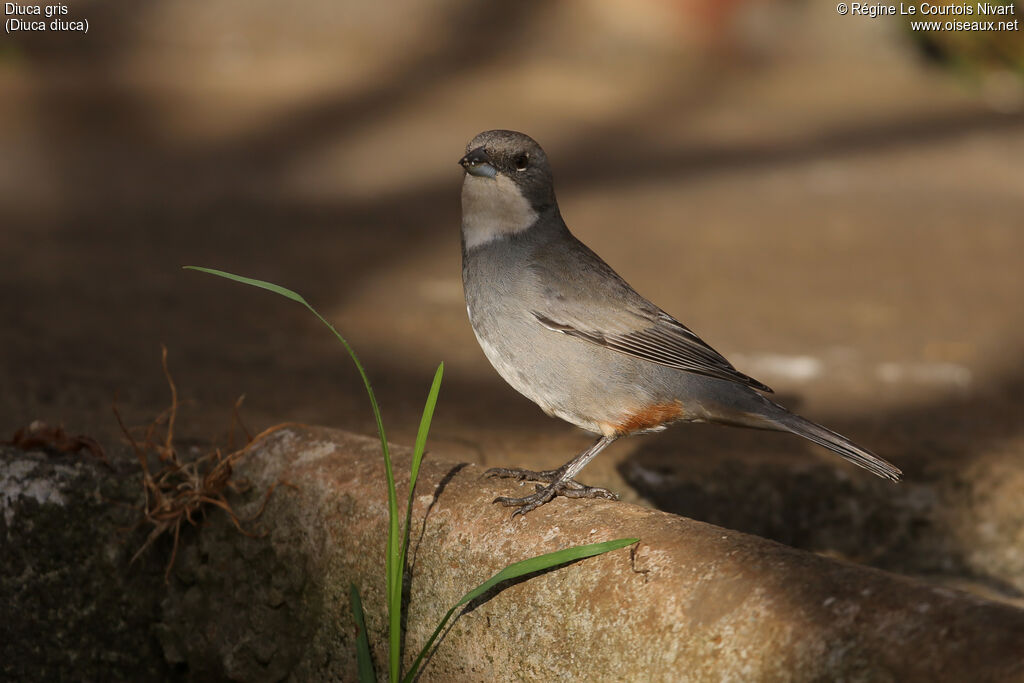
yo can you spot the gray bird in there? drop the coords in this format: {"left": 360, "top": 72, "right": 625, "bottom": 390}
{"left": 459, "top": 129, "right": 901, "bottom": 516}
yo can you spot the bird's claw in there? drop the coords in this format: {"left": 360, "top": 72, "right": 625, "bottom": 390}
{"left": 491, "top": 479, "right": 619, "bottom": 517}
{"left": 493, "top": 488, "right": 556, "bottom": 517}
{"left": 558, "top": 486, "right": 618, "bottom": 500}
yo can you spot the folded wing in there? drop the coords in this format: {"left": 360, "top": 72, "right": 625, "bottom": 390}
{"left": 528, "top": 234, "right": 773, "bottom": 393}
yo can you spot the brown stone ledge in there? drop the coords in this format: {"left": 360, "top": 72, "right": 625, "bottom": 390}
{"left": 152, "top": 424, "right": 1024, "bottom": 681}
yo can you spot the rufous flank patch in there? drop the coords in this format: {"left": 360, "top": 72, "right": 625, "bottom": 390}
{"left": 610, "top": 401, "right": 685, "bottom": 435}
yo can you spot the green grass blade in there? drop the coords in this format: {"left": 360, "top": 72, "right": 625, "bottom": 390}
{"left": 393, "top": 362, "right": 443, "bottom": 679}
{"left": 400, "top": 363, "right": 444, "bottom": 562}
{"left": 181, "top": 268, "right": 388, "bottom": 459}
{"left": 401, "top": 537, "right": 637, "bottom": 682}
{"left": 409, "top": 363, "right": 444, "bottom": 509}
{"left": 454, "top": 537, "right": 638, "bottom": 607}
{"left": 183, "top": 266, "right": 309, "bottom": 305}
{"left": 185, "top": 265, "right": 404, "bottom": 682}
{"left": 350, "top": 584, "right": 377, "bottom": 683}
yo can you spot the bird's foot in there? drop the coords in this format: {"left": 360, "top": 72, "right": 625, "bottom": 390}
{"left": 491, "top": 478, "right": 619, "bottom": 517}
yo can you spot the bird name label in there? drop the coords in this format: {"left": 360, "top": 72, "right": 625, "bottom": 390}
{"left": 4, "top": 3, "right": 88, "bottom": 33}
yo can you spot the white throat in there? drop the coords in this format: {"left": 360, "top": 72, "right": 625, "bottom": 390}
{"left": 461, "top": 173, "right": 538, "bottom": 250}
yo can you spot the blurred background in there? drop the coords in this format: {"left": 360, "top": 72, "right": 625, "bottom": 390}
{"left": 2, "top": 1, "right": 1022, "bottom": 598}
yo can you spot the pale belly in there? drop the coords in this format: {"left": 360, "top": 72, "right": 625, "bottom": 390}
{"left": 467, "top": 299, "right": 690, "bottom": 436}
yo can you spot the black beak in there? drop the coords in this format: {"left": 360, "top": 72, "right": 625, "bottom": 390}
{"left": 459, "top": 147, "right": 497, "bottom": 178}
{"left": 459, "top": 146, "right": 489, "bottom": 168}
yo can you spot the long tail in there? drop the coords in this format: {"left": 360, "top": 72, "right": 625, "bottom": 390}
{"left": 773, "top": 411, "right": 902, "bottom": 482}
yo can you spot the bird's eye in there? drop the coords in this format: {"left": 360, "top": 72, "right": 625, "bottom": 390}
{"left": 514, "top": 154, "right": 529, "bottom": 171}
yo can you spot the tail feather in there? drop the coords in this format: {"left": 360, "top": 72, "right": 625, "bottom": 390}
{"left": 775, "top": 412, "right": 902, "bottom": 482}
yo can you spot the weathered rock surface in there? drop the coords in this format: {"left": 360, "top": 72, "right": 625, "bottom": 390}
{"left": 621, "top": 440, "right": 1024, "bottom": 600}
{"left": 160, "top": 425, "right": 1024, "bottom": 681}
{"left": 0, "top": 448, "right": 176, "bottom": 681}
{"left": 5, "top": 426, "right": 1024, "bottom": 681}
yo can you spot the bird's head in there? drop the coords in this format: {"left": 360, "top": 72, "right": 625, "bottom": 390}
{"left": 459, "top": 130, "right": 558, "bottom": 250}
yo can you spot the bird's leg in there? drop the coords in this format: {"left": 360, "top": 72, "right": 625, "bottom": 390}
{"left": 489, "top": 436, "right": 619, "bottom": 516}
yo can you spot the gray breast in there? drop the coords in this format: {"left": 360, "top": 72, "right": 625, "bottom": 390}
{"left": 462, "top": 235, "right": 677, "bottom": 433}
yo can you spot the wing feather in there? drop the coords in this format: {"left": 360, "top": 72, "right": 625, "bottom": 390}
{"left": 526, "top": 231, "right": 773, "bottom": 393}
{"left": 534, "top": 311, "right": 772, "bottom": 392}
